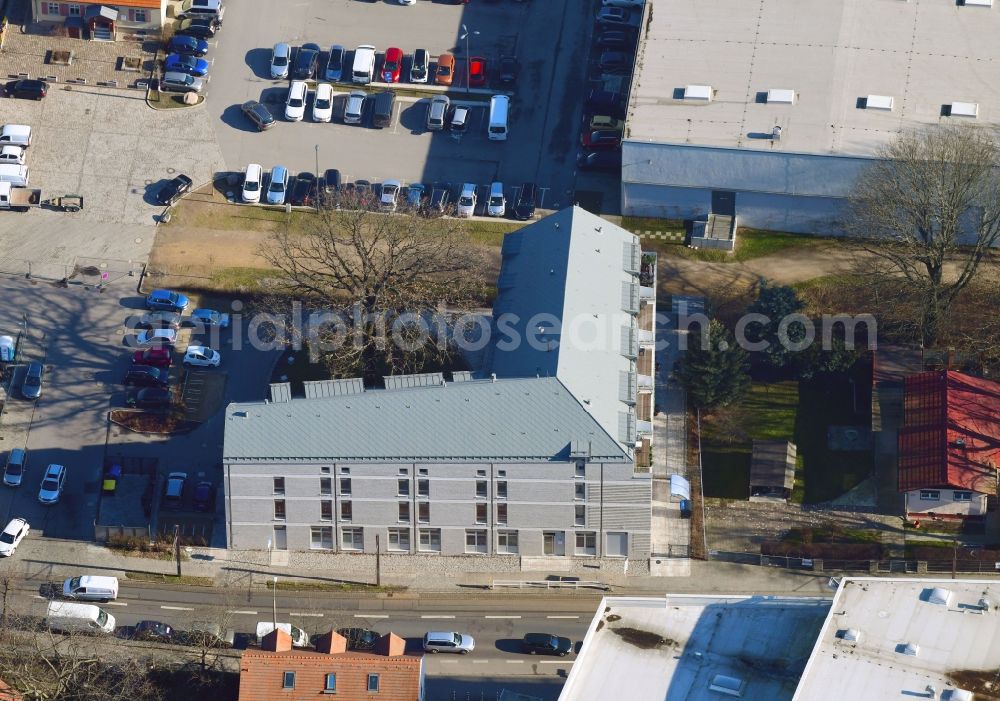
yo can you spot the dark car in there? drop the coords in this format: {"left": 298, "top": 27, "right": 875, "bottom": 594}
{"left": 133, "top": 348, "right": 173, "bottom": 368}
{"left": 512, "top": 182, "right": 537, "bottom": 221}
{"left": 193, "top": 481, "right": 215, "bottom": 511}
{"left": 133, "top": 620, "right": 174, "bottom": 642}
{"left": 428, "top": 183, "right": 451, "bottom": 216}
{"left": 289, "top": 172, "right": 316, "bottom": 206}
{"left": 599, "top": 51, "right": 631, "bottom": 74}
{"left": 498, "top": 55, "right": 519, "bottom": 85}
{"left": 320, "top": 168, "right": 341, "bottom": 204}
{"left": 522, "top": 633, "right": 573, "bottom": 656}
{"left": 155, "top": 175, "right": 193, "bottom": 206}
{"left": 577, "top": 150, "right": 622, "bottom": 171}
{"left": 596, "top": 30, "right": 634, "bottom": 49}
{"left": 406, "top": 183, "right": 428, "bottom": 210}
{"left": 126, "top": 387, "right": 171, "bottom": 410}
{"left": 124, "top": 366, "right": 169, "bottom": 388}
{"left": 293, "top": 43, "right": 321, "bottom": 80}
{"left": 167, "top": 34, "right": 209, "bottom": 57}
{"left": 5, "top": 79, "right": 47, "bottom": 100}
{"left": 176, "top": 17, "right": 220, "bottom": 38}
{"left": 582, "top": 129, "right": 622, "bottom": 149}
{"left": 585, "top": 89, "right": 627, "bottom": 118}
{"left": 337, "top": 628, "right": 381, "bottom": 651}
{"left": 325, "top": 44, "right": 345, "bottom": 81}
{"left": 353, "top": 180, "right": 375, "bottom": 207}
{"left": 241, "top": 100, "right": 275, "bottom": 131}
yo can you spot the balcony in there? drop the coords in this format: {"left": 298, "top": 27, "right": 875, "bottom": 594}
{"left": 638, "top": 374, "right": 654, "bottom": 390}
{"left": 636, "top": 419, "right": 653, "bottom": 435}
{"left": 634, "top": 437, "right": 652, "bottom": 471}
{"left": 640, "top": 252, "right": 657, "bottom": 287}
{"left": 637, "top": 393, "right": 652, "bottom": 423}
{"left": 638, "top": 302, "right": 654, "bottom": 333}
{"left": 637, "top": 347, "right": 653, "bottom": 376}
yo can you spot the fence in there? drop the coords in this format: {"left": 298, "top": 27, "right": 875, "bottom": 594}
{"left": 489, "top": 579, "right": 611, "bottom": 591}
{"left": 711, "top": 550, "right": 1000, "bottom": 575}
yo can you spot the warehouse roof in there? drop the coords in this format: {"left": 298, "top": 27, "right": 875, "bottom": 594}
{"left": 627, "top": 0, "right": 1000, "bottom": 156}
{"left": 223, "top": 376, "right": 630, "bottom": 463}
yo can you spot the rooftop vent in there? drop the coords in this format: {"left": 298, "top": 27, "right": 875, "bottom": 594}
{"left": 683, "top": 85, "right": 713, "bottom": 101}
{"left": 963, "top": 0, "right": 992, "bottom": 6}
{"left": 978, "top": 597, "right": 992, "bottom": 612}
{"left": 767, "top": 88, "right": 796, "bottom": 104}
{"left": 838, "top": 628, "right": 862, "bottom": 642}
{"left": 928, "top": 587, "right": 953, "bottom": 606}
{"left": 897, "top": 642, "right": 920, "bottom": 657}
{"left": 865, "top": 94, "right": 893, "bottom": 111}
{"left": 708, "top": 675, "right": 745, "bottom": 697}
{"left": 950, "top": 102, "right": 979, "bottom": 118}
{"left": 942, "top": 689, "right": 974, "bottom": 701}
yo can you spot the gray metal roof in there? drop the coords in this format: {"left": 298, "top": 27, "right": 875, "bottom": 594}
{"left": 223, "top": 376, "right": 630, "bottom": 463}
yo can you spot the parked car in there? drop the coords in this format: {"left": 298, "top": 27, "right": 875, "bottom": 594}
{"left": 176, "top": 0, "right": 224, "bottom": 21}
{"left": 577, "top": 150, "right": 622, "bottom": 171}
{"left": 0, "top": 518, "right": 29, "bottom": 557}
{"left": 468, "top": 56, "right": 487, "bottom": 87}
{"left": 285, "top": 80, "right": 308, "bottom": 121}
{"left": 242, "top": 163, "right": 263, "bottom": 203}
{"left": 155, "top": 174, "right": 193, "bottom": 206}
{"left": 512, "top": 183, "right": 537, "bottom": 221}
{"left": 456, "top": 183, "right": 477, "bottom": 218}
{"left": 137, "top": 311, "right": 181, "bottom": 329}
{"left": 435, "top": 53, "right": 455, "bottom": 86}
{"left": 270, "top": 42, "right": 291, "bottom": 79}
{"left": 267, "top": 166, "right": 289, "bottom": 205}
{"left": 410, "top": 48, "right": 429, "bottom": 83}
{"left": 589, "top": 114, "right": 625, "bottom": 132}
{"left": 38, "top": 464, "right": 66, "bottom": 504}
{"left": 167, "top": 34, "right": 209, "bottom": 57}
{"left": 289, "top": 172, "right": 316, "bottom": 206}
{"left": 146, "top": 289, "right": 189, "bottom": 312}
{"left": 163, "top": 472, "right": 187, "bottom": 510}
{"left": 487, "top": 182, "right": 506, "bottom": 217}
{"left": 190, "top": 308, "right": 230, "bottom": 328}
{"left": 585, "top": 89, "right": 626, "bottom": 118}
{"left": 241, "top": 100, "right": 275, "bottom": 131}
{"left": 582, "top": 129, "right": 622, "bottom": 149}
{"left": 337, "top": 628, "right": 381, "bottom": 651}
{"left": 423, "top": 631, "right": 474, "bottom": 654}
{"left": 379, "top": 179, "right": 400, "bottom": 211}
{"left": 135, "top": 328, "right": 177, "bottom": 347}
{"left": 132, "top": 348, "right": 172, "bottom": 368}
{"left": 312, "top": 82, "right": 334, "bottom": 123}
{"left": 21, "top": 361, "right": 42, "bottom": 400}
{"left": 123, "top": 366, "right": 169, "bottom": 388}
{"left": 102, "top": 463, "right": 122, "bottom": 495}
{"left": 602, "top": 0, "right": 644, "bottom": 7}
{"left": 0, "top": 146, "right": 25, "bottom": 165}
{"left": 183, "top": 345, "right": 221, "bottom": 367}
{"left": 193, "top": 481, "right": 215, "bottom": 511}
{"left": 3, "top": 448, "right": 26, "bottom": 488}
{"left": 522, "top": 633, "right": 573, "bottom": 656}
{"left": 596, "top": 6, "right": 631, "bottom": 25}
{"left": 449, "top": 105, "right": 469, "bottom": 134}
{"left": 598, "top": 51, "right": 631, "bottom": 74}
{"left": 321, "top": 168, "right": 341, "bottom": 204}
{"left": 132, "top": 620, "right": 174, "bottom": 642}
{"left": 5, "top": 79, "right": 47, "bottom": 100}
{"left": 428, "top": 182, "right": 451, "bottom": 216}
{"left": 498, "top": 55, "right": 518, "bottom": 85}
{"left": 126, "top": 388, "right": 171, "bottom": 410}
{"left": 164, "top": 54, "right": 210, "bottom": 77}
{"left": 292, "top": 43, "right": 320, "bottom": 80}
{"left": 344, "top": 90, "right": 366, "bottom": 125}
{"left": 160, "top": 72, "right": 203, "bottom": 94}
{"left": 406, "top": 182, "right": 427, "bottom": 210}
{"left": 382, "top": 47, "right": 403, "bottom": 83}
{"left": 595, "top": 29, "right": 634, "bottom": 49}
{"left": 325, "top": 45, "right": 345, "bottom": 81}
{"left": 176, "top": 18, "right": 220, "bottom": 38}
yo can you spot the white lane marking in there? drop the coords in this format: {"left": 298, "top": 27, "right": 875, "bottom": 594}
{"left": 540, "top": 660, "right": 574, "bottom": 664}
{"left": 472, "top": 660, "right": 488, "bottom": 664}
{"left": 484, "top": 615, "right": 521, "bottom": 619}
{"left": 228, "top": 610, "right": 258, "bottom": 615}
{"left": 160, "top": 605, "right": 194, "bottom": 611}
{"left": 437, "top": 660, "right": 458, "bottom": 664}
{"left": 34, "top": 595, "right": 46, "bottom": 600}
{"left": 105, "top": 602, "right": 128, "bottom": 607}
{"left": 506, "top": 660, "right": 524, "bottom": 664}
{"left": 421, "top": 615, "right": 455, "bottom": 619}
{"left": 290, "top": 612, "right": 324, "bottom": 617}
{"left": 355, "top": 614, "right": 389, "bottom": 618}
{"left": 546, "top": 615, "right": 580, "bottom": 619}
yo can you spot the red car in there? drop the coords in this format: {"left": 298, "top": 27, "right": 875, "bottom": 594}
{"left": 581, "top": 129, "right": 622, "bottom": 149}
{"left": 468, "top": 56, "right": 487, "bottom": 88}
{"left": 132, "top": 348, "right": 173, "bottom": 368}
{"left": 381, "top": 48, "right": 403, "bottom": 84}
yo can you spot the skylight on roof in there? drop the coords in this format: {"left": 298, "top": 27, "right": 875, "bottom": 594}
{"left": 767, "top": 89, "right": 796, "bottom": 104}
{"left": 950, "top": 102, "right": 979, "bottom": 118}
{"left": 865, "top": 95, "right": 893, "bottom": 111}
{"left": 928, "top": 587, "right": 953, "bottom": 606}
{"left": 684, "top": 85, "right": 712, "bottom": 101}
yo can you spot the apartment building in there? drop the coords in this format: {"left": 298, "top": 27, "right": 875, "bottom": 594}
{"left": 222, "top": 207, "right": 658, "bottom": 558}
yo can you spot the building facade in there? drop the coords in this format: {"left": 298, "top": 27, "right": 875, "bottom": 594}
{"left": 32, "top": 1, "right": 167, "bottom": 38}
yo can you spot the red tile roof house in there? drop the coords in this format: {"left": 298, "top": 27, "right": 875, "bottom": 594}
{"left": 31, "top": 1, "right": 167, "bottom": 40}
{"left": 898, "top": 370, "right": 1000, "bottom": 519}
{"left": 239, "top": 629, "right": 424, "bottom": 701}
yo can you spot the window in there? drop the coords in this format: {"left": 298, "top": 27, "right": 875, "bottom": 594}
{"left": 417, "top": 479, "right": 429, "bottom": 497}
{"left": 320, "top": 477, "right": 332, "bottom": 496}
{"left": 282, "top": 671, "right": 295, "bottom": 689}
{"left": 575, "top": 505, "right": 586, "bottom": 526}
{"left": 418, "top": 468, "right": 428, "bottom": 476}
{"left": 919, "top": 490, "right": 941, "bottom": 501}
{"left": 324, "top": 673, "right": 336, "bottom": 692}
{"left": 497, "top": 503, "right": 507, "bottom": 525}
{"left": 321, "top": 466, "right": 331, "bottom": 474}
{"left": 398, "top": 468, "right": 408, "bottom": 475}
{"left": 575, "top": 531, "right": 596, "bottom": 555}
{"left": 273, "top": 477, "right": 285, "bottom": 495}
{"left": 321, "top": 500, "right": 333, "bottom": 521}
{"left": 273, "top": 499, "right": 286, "bottom": 520}
{"left": 367, "top": 674, "right": 379, "bottom": 692}
{"left": 575, "top": 483, "right": 586, "bottom": 500}
{"left": 418, "top": 528, "right": 441, "bottom": 552}
{"left": 476, "top": 503, "right": 487, "bottom": 524}
{"left": 133, "top": 8, "right": 147, "bottom": 21}
{"left": 45, "top": 2, "right": 59, "bottom": 14}
{"left": 340, "top": 501, "right": 352, "bottom": 521}
{"left": 340, "top": 467, "right": 350, "bottom": 475}
{"left": 498, "top": 469, "right": 506, "bottom": 477}
{"left": 388, "top": 528, "right": 410, "bottom": 552}
{"left": 497, "top": 481, "right": 508, "bottom": 499}
{"left": 575, "top": 462, "right": 586, "bottom": 478}
{"left": 398, "top": 502, "right": 410, "bottom": 522}
{"left": 67, "top": 3, "right": 81, "bottom": 16}
{"left": 341, "top": 527, "right": 363, "bottom": 551}
{"left": 397, "top": 479, "right": 409, "bottom": 496}
{"left": 953, "top": 490, "right": 973, "bottom": 501}
{"left": 310, "top": 526, "right": 333, "bottom": 550}
{"left": 418, "top": 502, "right": 429, "bottom": 523}
{"left": 465, "top": 529, "right": 487, "bottom": 553}
{"left": 497, "top": 530, "right": 518, "bottom": 554}
{"left": 476, "top": 480, "right": 488, "bottom": 498}
{"left": 340, "top": 478, "right": 352, "bottom": 496}
{"left": 477, "top": 469, "right": 486, "bottom": 477}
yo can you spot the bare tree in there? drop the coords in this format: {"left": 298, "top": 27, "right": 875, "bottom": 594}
{"left": 259, "top": 195, "right": 489, "bottom": 382}
{"left": 847, "top": 124, "right": 1000, "bottom": 347}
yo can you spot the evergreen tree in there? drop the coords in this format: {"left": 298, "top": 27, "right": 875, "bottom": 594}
{"left": 676, "top": 320, "right": 751, "bottom": 410}
{"left": 745, "top": 280, "right": 807, "bottom": 369}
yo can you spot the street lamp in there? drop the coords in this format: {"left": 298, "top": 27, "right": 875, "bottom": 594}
{"left": 460, "top": 24, "right": 479, "bottom": 94}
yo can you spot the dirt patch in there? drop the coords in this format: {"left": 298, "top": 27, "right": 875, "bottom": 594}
{"left": 947, "top": 670, "right": 1000, "bottom": 700}
{"left": 610, "top": 627, "right": 677, "bottom": 650}
{"left": 110, "top": 409, "right": 198, "bottom": 434}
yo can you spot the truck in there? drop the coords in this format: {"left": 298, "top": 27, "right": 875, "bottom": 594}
{"left": 0, "top": 182, "right": 41, "bottom": 212}
{"left": 0, "top": 164, "right": 29, "bottom": 187}
{"left": 0, "top": 125, "right": 32, "bottom": 148}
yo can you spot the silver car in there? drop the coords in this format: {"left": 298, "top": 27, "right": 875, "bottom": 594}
{"left": 271, "top": 42, "right": 291, "bottom": 79}
{"left": 21, "top": 361, "right": 42, "bottom": 400}
{"left": 423, "top": 631, "right": 475, "bottom": 654}
{"left": 161, "top": 71, "right": 204, "bottom": 94}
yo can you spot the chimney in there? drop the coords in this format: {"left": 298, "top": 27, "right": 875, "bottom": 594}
{"left": 375, "top": 632, "right": 407, "bottom": 657}
{"left": 262, "top": 628, "right": 292, "bottom": 652}
{"left": 314, "top": 630, "right": 348, "bottom": 655}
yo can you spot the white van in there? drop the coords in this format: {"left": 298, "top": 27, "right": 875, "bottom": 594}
{"left": 352, "top": 45, "right": 377, "bottom": 84}
{"left": 47, "top": 601, "right": 116, "bottom": 634}
{"left": 0, "top": 164, "right": 29, "bottom": 187}
{"left": 488, "top": 95, "right": 509, "bottom": 141}
{"left": 62, "top": 575, "right": 119, "bottom": 602}
{"left": 256, "top": 621, "right": 310, "bottom": 648}
{"left": 0, "top": 125, "right": 32, "bottom": 148}
{"left": 242, "top": 163, "right": 262, "bottom": 204}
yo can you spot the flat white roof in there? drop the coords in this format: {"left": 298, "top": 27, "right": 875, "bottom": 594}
{"left": 793, "top": 578, "right": 1000, "bottom": 700}
{"left": 558, "top": 595, "right": 831, "bottom": 701}
{"left": 628, "top": 0, "right": 1000, "bottom": 156}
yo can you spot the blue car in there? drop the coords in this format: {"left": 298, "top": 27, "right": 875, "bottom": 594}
{"left": 167, "top": 35, "right": 209, "bottom": 57}
{"left": 165, "top": 53, "right": 209, "bottom": 78}
{"left": 146, "top": 289, "right": 190, "bottom": 313}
